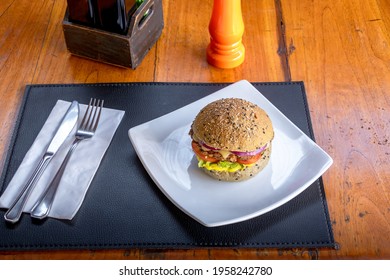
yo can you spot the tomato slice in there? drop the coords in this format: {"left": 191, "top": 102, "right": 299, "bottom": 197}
{"left": 236, "top": 152, "right": 263, "bottom": 165}
{"left": 191, "top": 141, "right": 219, "bottom": 163}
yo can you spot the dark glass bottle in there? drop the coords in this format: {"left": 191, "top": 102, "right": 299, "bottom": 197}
{"left": 67, "top": 0, "right": 92, "bottom": 25}
{"left": 67, "top": 0, "right": 135, "bottom": 35}
{"left": 95, "top": 0, "right": 134, "bottom": 34}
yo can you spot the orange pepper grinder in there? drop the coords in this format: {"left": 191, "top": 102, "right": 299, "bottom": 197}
{"left": 207, "top": 0, "right": 245, "bottom": 69}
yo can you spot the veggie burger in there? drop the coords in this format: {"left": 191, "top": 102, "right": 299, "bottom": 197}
{"left": 189, "top": 98, "right": 274, "bottom": 181}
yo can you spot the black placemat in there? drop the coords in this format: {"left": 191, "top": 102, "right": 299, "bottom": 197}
{"left": 0, "top": 82, "right": 335, "bottom": 250}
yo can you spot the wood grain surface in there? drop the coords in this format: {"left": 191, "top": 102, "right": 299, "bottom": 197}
{"left": 0, "top": 0, "right": 389, "bottom": 259}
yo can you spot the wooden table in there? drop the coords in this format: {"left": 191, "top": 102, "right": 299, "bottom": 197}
{"left": 0, "top": 0, "right": 389, "bottom": 260}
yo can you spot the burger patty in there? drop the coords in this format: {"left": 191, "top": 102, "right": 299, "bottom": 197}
{"left": 192, "top": 140, "right": 261, "bottom": 163}
{"left": 193, "top": 141, "right": 238, "bottom": 162}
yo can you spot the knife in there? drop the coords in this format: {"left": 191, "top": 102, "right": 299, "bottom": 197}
{"left": 4, "top": 101, "right": 79, "bottom": 223}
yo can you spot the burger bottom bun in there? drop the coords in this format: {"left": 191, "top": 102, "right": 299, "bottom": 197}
{"left": 201, "top": 145, "right": 272, "bottom": 182}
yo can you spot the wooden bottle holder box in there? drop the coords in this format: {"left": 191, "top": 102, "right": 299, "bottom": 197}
{"left": 62, "top": 0, "right": 163, "bottom": 69}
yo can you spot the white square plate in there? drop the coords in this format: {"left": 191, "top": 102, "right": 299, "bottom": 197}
{"left": 128, "top": 80, "right": 333, "bottom": 227}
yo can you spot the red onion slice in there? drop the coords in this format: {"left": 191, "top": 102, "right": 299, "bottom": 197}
{"left": 231, "top": 144, "right": 268, "bottom": 157}
{"left": 198, "top": 140, "right": 268, "bottom": 156}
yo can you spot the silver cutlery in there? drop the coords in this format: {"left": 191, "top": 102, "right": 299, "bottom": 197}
{"left": 30, "top": 98, "right": 104, "bottom": 219}
{"left": 4, "top": 101, "right": 79, "bottom": 223}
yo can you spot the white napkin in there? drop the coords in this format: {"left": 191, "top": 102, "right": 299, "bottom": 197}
{"left": 0, "top": 100, "right": 125, "bottom": 220}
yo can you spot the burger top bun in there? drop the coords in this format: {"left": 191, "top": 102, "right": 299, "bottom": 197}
{"left": 191, "top": 98, "right": 274, "bottom": 152}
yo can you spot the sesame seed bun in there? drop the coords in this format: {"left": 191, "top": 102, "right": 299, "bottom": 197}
{"left": 191, "top": 98, "right": 274, "bottom": 151}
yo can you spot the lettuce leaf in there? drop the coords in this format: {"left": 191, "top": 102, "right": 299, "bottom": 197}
{"left": 197, "top": 159, "right": 249, "bottom": 173}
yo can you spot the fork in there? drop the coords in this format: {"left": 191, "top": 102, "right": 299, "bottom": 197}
{"left": 30, "top": 98, "right": 104, "bottom": 219}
